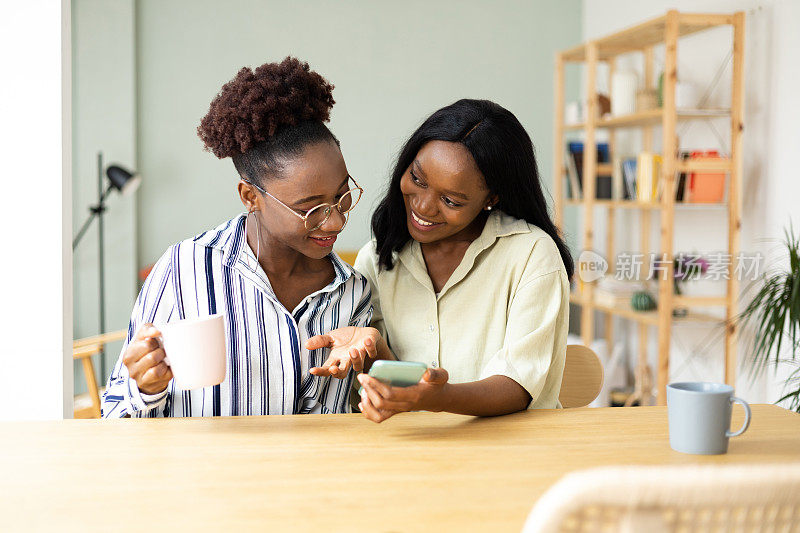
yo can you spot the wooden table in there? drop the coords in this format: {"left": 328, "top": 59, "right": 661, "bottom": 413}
{"left": 1, "top": 405, "right": 798, "bottom": 531}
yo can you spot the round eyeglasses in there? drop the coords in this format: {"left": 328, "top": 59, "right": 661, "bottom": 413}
{"left": 244, "top": 176, "right": 363, "bottom": 232}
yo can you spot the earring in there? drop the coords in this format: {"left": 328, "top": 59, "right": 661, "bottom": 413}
{"left": 245, "top": 209, "right": 261, "bottom": 269}
{"left": 485, "top": 205, "right": 493, "bottom": 211}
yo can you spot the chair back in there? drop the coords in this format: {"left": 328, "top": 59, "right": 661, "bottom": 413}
{"left": 558, "top": 344, "right": 603, "bottom": 408}
{"left": 523, "top": 463, "right": 800, "bottom": 533}
{"left": 73, "top": 330, "right": 128, "bottom": 418}
{"left": 337, "top": 250, "right": 359, "bottom": 266}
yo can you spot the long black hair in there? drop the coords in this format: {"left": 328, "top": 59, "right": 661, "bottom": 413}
{"left": 372, "top": 98, "right": 574, "bottom": 280}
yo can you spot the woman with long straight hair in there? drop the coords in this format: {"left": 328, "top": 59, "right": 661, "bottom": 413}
{"left": 308, "top": 99, "right": 574, "bottom": 422}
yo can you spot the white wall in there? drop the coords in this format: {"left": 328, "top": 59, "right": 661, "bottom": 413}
{"left": 0, "top": 0, "right": 73, "bottom": 420}
{"left": 580, "top": 0, "right": 800, "bottom": 405}
{"left": 134, "top": 0, "right": 583, "bottom": 266}
{"left": 72, "top": 0, "right": 138, "bottom": 390}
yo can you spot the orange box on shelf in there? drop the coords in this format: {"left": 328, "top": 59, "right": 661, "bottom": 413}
{"left": 688, "top": 150, "right": 727, "bottom": 203}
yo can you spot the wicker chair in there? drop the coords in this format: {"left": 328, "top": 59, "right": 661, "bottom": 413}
{"left": 523, "top": 463, "right": 800, "bottom": 532}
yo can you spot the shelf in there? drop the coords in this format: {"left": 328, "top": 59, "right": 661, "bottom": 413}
{"left": 560, "top": 12, "right": 734, "bottom": 61}
{"left": 569, "top": 292, "right": 724, "bottom": 325}
{"left": 564, "top": 199, "right": 728, "bottom": 210}
{"left": 562, "top": 166, "right": 613, "bottom": 176}
{"left": 678, "top": 159, "right": 732, "bottom": 172}
{"left": 555, "top": 9, "right": 745, "bottom": 406}
{"left": 563, "top": 108, "right": 730, "bottom": 131}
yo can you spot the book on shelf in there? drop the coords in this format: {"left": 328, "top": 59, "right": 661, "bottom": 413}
{"left": 622, "top": 158, "right": 637, "bottom": 200}
{"left": 636, "top": 152, "right": 662, "bottom": 202}
{"left": 592, "top": 277, "right": 645, "bottom": 308}
{"left": 675, "top": 151, "right": 690, "bottom": 202}
{"left": 611, "top": 155, "right": 624, "bottom": 200}
{"left": 594, "top": 289, "right": 634, "bottom": 308}
{"left": 565, "top": 142, "right": 613, "bottom": 200}
{"left": 565, "top": 150, "right": 582, "bottom": 200}
{"left": 566, "top": 146, "right": 727, "bottom": 204}
{"left": 597, "top": 174, "right": 612, "bottom": 200}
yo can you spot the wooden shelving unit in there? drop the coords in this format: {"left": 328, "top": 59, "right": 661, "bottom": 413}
{"left": 554, "top": 10, "right": 745, "bottom": 406}
{"left": 562, "top": 108, "right": 731, "bottom": 131}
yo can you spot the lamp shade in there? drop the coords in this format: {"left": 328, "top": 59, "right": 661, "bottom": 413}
{"left": 106, "top": 165, "right": 141, "bottom": 196}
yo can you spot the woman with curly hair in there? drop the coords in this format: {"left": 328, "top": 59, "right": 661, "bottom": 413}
{"left": 102, "top": 57, "right": 378, "bottom": 418}
{"left": 309, "top": 99, "right": 574, "bottom": 423}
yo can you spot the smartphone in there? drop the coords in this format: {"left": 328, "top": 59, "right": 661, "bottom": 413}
{"left": 367, "top": 360, "right": 428, "bottom": 387}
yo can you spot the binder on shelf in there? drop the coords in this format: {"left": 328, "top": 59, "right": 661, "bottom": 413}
{"left": 687, "top": 150, "right": 727, "bottom": 203}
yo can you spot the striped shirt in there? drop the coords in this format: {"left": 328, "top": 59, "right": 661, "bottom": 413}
{"left": 101, "top": 213, "right": 372, "bottom": 418}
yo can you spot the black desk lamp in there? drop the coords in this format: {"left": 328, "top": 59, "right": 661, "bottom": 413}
{"left": 73, "top": 152, "right": 141, "bottom": 381}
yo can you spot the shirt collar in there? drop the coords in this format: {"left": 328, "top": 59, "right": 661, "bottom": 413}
{"left": 474, "top": 209, "right": 532, "bottom": 249}
{"left": 398, "top": 209, "right": 531, "bottom": 297}
{"left": 195, "top": 213, "right": 354, "bottom": 296}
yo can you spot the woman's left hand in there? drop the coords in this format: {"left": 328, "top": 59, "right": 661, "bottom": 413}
{"left": 356, "top": 368, "right": 450, "bottom": 423}
{"left": 307, "top": 326, "right": 382, "bottom": 378}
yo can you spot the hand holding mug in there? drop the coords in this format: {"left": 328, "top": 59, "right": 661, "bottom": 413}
{"left": 122, "top": 323, "right": 173, "bottom": 395}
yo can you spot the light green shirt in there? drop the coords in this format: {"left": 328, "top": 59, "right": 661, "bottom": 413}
{"left": 355, "top": 210, "right": 570, "bottom": 409}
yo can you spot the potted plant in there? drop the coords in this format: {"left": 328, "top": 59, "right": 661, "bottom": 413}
{"left": 737, "top": 224, "right": 800, "bottom": 412}
{"left": 632, "top": 254, "right": 710, "bottom": 315}
{"left": 672, "top": 253, "right": 710, "bottom": 317}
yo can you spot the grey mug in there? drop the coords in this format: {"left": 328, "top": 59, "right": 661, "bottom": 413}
{"left": 666, "top": 382, "right": 751, "bottom": 455}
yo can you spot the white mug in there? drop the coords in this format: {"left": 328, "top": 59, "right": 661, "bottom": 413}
{"left": 158, "top": 314, "right": 227, "bottom": 390}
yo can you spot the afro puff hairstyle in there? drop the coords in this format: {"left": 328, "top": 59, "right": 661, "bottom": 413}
{"left": 197, "top": 56, "right": 339, "bottom": 184}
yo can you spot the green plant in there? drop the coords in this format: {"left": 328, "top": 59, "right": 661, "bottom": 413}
{"left": 631, "top": 291, "right": 657, "bottom": 311}
{"left": 738, "top": 223, "right": 800, "bottom": 412}
{"left": 673, "top": 254, "right": 710, "bottom": 295}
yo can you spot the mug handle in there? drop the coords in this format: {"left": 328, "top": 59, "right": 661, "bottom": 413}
{"left": 147, "top": 328, "right": 170, "bottom": 367}
{"left": 158, "top": 336, "right": 170, "bottom": 367}
{"left": 726, "top": 396, "right": 751, "bottom": 438}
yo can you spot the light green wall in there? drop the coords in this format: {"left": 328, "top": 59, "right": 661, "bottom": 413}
{"left": 72, "top": 0, "right": 137, "bottom": 388}
{"left": 135, "top": 0, "right": 583, "bottom": 265}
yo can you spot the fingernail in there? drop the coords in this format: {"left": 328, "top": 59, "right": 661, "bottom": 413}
{"left": 357, "top": 374, "right": 366, "bottom": 384}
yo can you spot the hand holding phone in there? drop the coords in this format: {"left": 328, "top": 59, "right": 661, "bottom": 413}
{"left": 356, "top": 363, "right": 450, "bottom": 423}
{"left": 367, "top": 360, "right": 428, "bottom": 387}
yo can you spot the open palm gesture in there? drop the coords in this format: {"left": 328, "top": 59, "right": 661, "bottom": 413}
{"left": 307, "top": 326, "right": 383, "bottom": 378}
